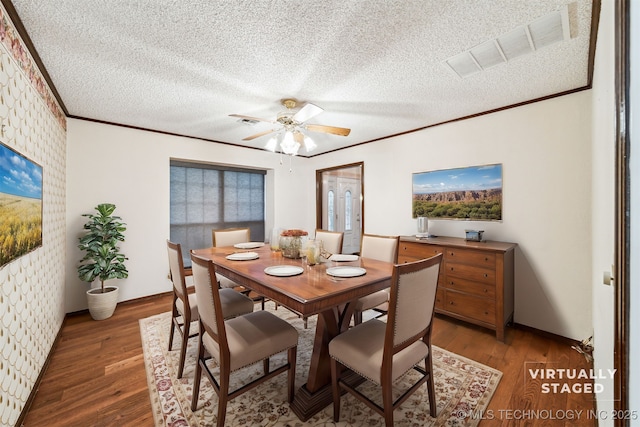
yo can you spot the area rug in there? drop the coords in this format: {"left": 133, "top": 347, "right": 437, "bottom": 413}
{"left": 140, "top": 304, "right": 502, "bottom": 427}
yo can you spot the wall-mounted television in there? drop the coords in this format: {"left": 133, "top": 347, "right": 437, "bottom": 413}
{"left": 412, "top": 163, "right": 502, "bottom": 221}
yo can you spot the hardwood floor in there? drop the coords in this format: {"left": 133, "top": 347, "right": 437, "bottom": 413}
{"left": 22, "top": 294, "right": 596, "bottom": 426}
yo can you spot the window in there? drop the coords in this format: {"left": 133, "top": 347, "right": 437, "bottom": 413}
{"left": 170, "top": 161, "right": 265, "bottom": 266}
{"left": 345, "top": 190, "right": 352, "bottom": 231}
{"left": 328, "top": 190, "right": 335, "bottom": 231}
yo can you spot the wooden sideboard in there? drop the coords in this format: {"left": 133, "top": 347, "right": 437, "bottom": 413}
{"left": 398, "top": 236, "right": 516, "bottom": 341}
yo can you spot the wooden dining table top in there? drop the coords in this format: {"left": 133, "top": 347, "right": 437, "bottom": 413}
{"left": 190, "top": 245, "right": 394, "bottom": 317}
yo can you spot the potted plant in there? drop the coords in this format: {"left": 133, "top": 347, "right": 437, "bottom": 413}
{"left": 77, "top": 203, "right": 129, "bottom": 320}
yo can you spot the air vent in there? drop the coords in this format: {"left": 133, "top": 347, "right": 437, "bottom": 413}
{"left": 237, "top": 118, "right": 259, "bottom": 125}
{"left": 444, "top": 2, "right": 572, "bottom": 78}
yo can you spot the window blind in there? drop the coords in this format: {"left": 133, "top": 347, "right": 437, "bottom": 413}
{"left": 170, "top": 161, "right": 266, "bottom": 266}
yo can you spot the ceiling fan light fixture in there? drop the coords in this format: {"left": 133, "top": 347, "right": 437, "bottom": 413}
{"left": 303, "top": 135, "right": 316, "bottom": 152}
{"left": 231, "top": 98, "right": 351, "bottom": 157}
{"left": 280, "top": 131, "right": 300, "bottom": 156}
{"left": 265, "top": 135, "right": 277, "bottom": 152}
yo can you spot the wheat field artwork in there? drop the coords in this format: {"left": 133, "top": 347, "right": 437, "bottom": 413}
{"left": 0, "top": 142, "right": 43, "bottom": 267}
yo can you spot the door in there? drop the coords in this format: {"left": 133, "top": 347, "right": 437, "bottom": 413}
{"left": 337, "top": 177, "right": 361, "bottom": 254}
{"left": 317, "top": 163, "right": 363, "bottom": 254}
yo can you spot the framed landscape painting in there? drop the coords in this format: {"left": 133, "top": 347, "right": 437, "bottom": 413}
{"left": 412, "top": 163, "right": 502, "bottom": 221}
{"left": 0, "top": 141, "right": 43, "bottom": 267}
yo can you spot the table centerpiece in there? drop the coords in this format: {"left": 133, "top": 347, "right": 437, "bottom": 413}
{"left": 279, "top": 229, "right": 308, "bottom": 259}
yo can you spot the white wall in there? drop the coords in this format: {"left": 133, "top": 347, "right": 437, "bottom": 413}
{"left": 591, "top": 0, "right": 617, "bottom": 422}
{"left": 65, "top": 119, "right": 314, "bottom": 313}
{"left": 309, "top": 91, "right": 593, "bottom": 341}
{"left": 67, "top": 93, "right": 594, "bottom": 341}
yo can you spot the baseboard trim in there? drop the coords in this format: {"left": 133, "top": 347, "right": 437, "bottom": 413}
{"left": 66, "top": 290, "right": 173, "bottom": 317}
{"left": 15, "top": 316, "right": 67, "bottom": 427}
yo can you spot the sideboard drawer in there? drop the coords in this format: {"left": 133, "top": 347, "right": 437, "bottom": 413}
{"left": 445, "top": 290, "right": 495, "bottom": 325}
{"left": 399, "top": 243, "right": 443, "bottom": 263}
{"left": 445, "top": 262, "right": 495, "bottom": 284}
{"left": 442, "top": 276, "right": 496, "bottom": 299}
{"left": 444, "top": 248, "right": 495, "bottom": 268}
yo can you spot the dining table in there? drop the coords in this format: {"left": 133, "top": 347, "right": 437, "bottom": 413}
{"left": 190, "top": 244, "right": 393, "bottom": 421}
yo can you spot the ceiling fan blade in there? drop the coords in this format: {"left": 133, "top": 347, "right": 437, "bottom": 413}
{"left": 293, "top": 131, "right": 305, "bottom": 144}
{"left": 305, "top": 124, "right": 351, "bottom": 136}
{"left": 242, "top": 129, "right": 278, "bottom": 141}
{"left": 292, "top": 103, "right": 324, "bottom": 123}
{"left": 229, "top": 114, "right": 276, "bottom": 124}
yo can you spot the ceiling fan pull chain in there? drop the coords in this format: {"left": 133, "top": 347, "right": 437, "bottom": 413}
{"left": 289, "top": 155, "right": 293, "bottom": 173}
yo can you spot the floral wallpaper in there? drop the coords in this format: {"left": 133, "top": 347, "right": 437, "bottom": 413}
{"left": 0, "top": 4, "right": 66, "bottom": 426}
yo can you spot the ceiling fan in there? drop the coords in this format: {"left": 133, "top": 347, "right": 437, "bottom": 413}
{"left": 229, "top": 99, "right": 351, "bottom": 155}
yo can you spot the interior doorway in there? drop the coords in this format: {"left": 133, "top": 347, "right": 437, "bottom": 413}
{"left": 316, "top": 162, "right": 363, "bottom": 254}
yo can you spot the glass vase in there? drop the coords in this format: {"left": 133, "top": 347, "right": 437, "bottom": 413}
{"left": 280, "top": 235, "right": 307, "bottom": 259}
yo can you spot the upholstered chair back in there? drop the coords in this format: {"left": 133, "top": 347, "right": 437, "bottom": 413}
{"left": 191, "top": 255, "right": 221, "bottom": 338}
{"left": 315, "top": 229, "right": 344, "bottom": 254}
{"left": 212, "top": 228, "right": 250, "bottom": 247}
{"left": 391, "top": 255, "right": 441, "bottom": 346}
{"left": 360, "top": 234, "right": 399, "bottom": 263}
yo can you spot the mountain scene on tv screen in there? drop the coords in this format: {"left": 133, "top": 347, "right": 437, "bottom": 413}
{"left": 413, "top": 188, "right": 502, "bottom": 220}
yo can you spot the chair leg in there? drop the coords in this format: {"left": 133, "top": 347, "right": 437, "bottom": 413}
{"left": 426, "top": 354, "right": 437, "bottom": 417}
{"left": 177, "top": 315, "right": 190, "bottom": 379}
{"left": 190, "top": 339, "right": 204, "bottom": 412}
{"left": 168, "top": 319, "right": 176, "bottom": 351}
{"left": 287, "top": 346, "right": 297, "bottom": 403}
{"left": 217, "top": 368, "right": 230, "bottom": 427}
{"left": 381, "top": 376, "right": 394, "bottom": 427}
{"left": 330, "top": 358, "right": 342, "bottom": 422}
{"left": 263, "top": 358, "right": 270, "bottom": 375}
{"left": 168, "top": 303, "right": 177, "bottom": 351}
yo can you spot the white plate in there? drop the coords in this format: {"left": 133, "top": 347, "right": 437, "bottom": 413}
{"left": 326, "top": 266, "right": 367, "bottom": 278}
{"left": 264, "top": 265, "right": 305, "bottom": 277}
{"left": 328, "top": 254, "right": 359, "bottom": 262}
{"left": 226, "top": 251, "right": 259, "bottom": 261}
{"left": 234, "top": 242, "right": 265, "bottom": 249}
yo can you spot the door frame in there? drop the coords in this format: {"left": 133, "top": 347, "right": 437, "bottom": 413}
{"left": 315, "top": 162, "right": 364, "bottom": 248}
{"left": 614, "top": 0, "right": 631, "bottom": 423}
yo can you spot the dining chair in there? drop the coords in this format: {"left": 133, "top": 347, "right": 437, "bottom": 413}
{"left": 314, "top": 229, "right": 344, "bottom": 255}
{"left": 329, "top": 253, "right": 443, "bottom": 426}
{"left": 189, "top": 253, "right": 298, "bottom": 427}
{"left": 211, "top": 227, "right": 266, "bottom": 309}
{"left": 167, "top": 240, "right": 254, "bottom": 379}
{"left": 352, "top": 234, "right": 399, "bottom": 325}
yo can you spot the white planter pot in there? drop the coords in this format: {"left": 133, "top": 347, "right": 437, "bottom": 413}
{"left": 86, "top": 286, "right": 119, "bottom": 320}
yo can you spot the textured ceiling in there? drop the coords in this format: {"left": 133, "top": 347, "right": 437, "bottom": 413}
{"left": 8, "top": 0, "right": 595, "bottom": 156}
